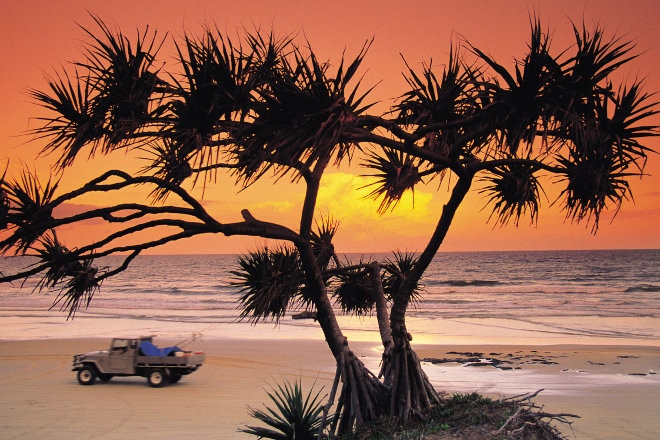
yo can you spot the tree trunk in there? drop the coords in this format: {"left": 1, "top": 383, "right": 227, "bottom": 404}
{"left": 383, "top": 281, "right": 441, "bottom": 424}
{"left": 381, "top": 176, "right": 474, "bottom": 424}
{"left": 296, "top": 243, "right": 389, "bottom": 436}
{"left": 369, "top": 262, "right": 393, "bottom": 352}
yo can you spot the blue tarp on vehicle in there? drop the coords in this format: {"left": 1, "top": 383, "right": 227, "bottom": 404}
{"left": 139, "top": 341, "right": 182, "bottom": 356}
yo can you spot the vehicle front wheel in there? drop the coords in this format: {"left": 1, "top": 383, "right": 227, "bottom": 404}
{"left": 77, "top": 366, "right": 97, "bottom": 385}
{"left": 147, "top": 368, "right": 168, "bottom": 387}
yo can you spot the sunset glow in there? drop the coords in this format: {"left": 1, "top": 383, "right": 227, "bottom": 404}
{"left": 1, "top": 0, "right": 658, "bottom": 254}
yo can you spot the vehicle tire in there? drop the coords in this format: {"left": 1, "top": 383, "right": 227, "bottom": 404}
{"left": 147, "top": 368, "right": 168, "bottom": 387}
{"left": 169, "top": 373, "right": 182, "bottom": 383}
{"left": 98, "top": 373, "right": 113, "bottom": 382}
{"left": 77, "top": 366, "right": 97, "bottom": 385}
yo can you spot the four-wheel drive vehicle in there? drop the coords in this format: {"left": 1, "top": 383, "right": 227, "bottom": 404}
{"left": 72, "top": 336, "right": 205, "bottom": 387}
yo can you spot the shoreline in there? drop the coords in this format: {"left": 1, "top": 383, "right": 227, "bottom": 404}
{"left": 1, "top": 337, "right": 658, "bottom": 439}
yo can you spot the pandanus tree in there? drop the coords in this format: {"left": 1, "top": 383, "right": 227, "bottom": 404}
{"left": 1, "top": 15, "right": 657, "bottom": 435}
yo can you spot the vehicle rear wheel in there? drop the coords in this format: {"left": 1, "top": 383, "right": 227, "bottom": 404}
{"left": 77, "top": 366, "right": 97, "bottom": 385}
{"left": 169, "top": 373, "right": 182, "bottom": 383}
{"left": 147, "top": 368, "right": 168, "bottom": 387}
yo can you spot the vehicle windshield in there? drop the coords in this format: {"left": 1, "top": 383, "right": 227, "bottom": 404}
{"left": 111, "top": 339, "right": 129, "bottom": 351}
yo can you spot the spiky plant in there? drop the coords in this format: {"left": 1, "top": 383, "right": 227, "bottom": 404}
{"left": 29, "top": 15, "right": 164, "bottom": 168}
{"left": 361, "top": 148, "right": 423, "bottom": 213}
{"left": 141, "top": 28, "right": 253, "bottom": 200}
{"left": 77, "top": 14, "right": 163, "bottom": 146}
{"left": 231, "top": 246, "right": 305, "bottom": 323}
{"left": 32, "top": 232, "right": 84, "bottom": 289}
{"left": 383, "top": 251, "right": 422, "bottom": 304}
{"left": 480, "top": 162, "right": 543, "bottom": 226}
{"left": 0, "top": 167, "right": 9, "bottom": 229}
{"left": 48, "top": 257, "right": 102, "bottom": 320}
{"left": 557, "top": 83, "right": 657, "bottom": 230}
{"left": 0, "top": 171, "right": 58, "bottom": 254}
{"left": 333, "top": 266, "right": 376, "bottom": 316}
{"left": 241, "top": 378, "right": 328, "bottom": 440}
{"left": 310, "top": 216, "right": 338, "bottom": 270}
{"left": 470, "top": 19, "right": 563, "bottom": 155}
{"left": 232, "top": 37, "right": 375, "bottom": 186}
{"left": 28, "top": 72, "right": 105, "bottom": 168}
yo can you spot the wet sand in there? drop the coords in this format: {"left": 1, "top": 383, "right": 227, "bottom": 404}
{"left": 0, "top": 338, "right": 658, "bottom": 439}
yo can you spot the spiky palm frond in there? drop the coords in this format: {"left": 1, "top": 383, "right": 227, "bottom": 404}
{"left": 0, "top": 167, "right": 9, "bottom": 229}
{"left": 557, "top": 149, "right": 626, "bottom": 231}
{"left": 0, "top": 171, "right": 58, "bottom": 254}
{"left": 560, "top": 22, "right": 637, "bottom": 119}
{"left": 310, "top": 216, "right": 338, "bottom": 270}
{"left": 383, "top": 251, "right": 421, "bottom": 303}
{"left": 29, "top": 72, "right": 106, "bottom": 168}
{"left": 231, "top": 246, "right": 305, "bottom": 323}
{"left": 32, "top": 232, "right": 83, "bottom": 289}
{"left": 27, "top": 232, "right": 105, "bottom": 319}
{"left": 48, "top": 256, "right": 102, "bottom": 320}
{"left": 78, "top": 14, "right": 164, "bottom": 146}
{"left": 557, "top": 81, "right": 657, "bottom": 231}
{"left": 480, "top": 162, "right": 543, "bottom": 226}
{"left": 138, "top": 139, "right": 193, "bottom": 200}
{"left": 471, "top": 19, "right": 563, "bottom": 155}
{"left": 233, "top": 38, "right": 375, "bottom": 185}
{"left": 602, "top": 83, "right": 658, "bottom": 160}
{"left": 241, "top": 378, "right": 328, "bottom": 439}
{"left": 28, "top": 15, "right": 163, "bottom": 168}
{"left": 395, "top": 45, "right": 485, "bottom": 158}
{"left": 361, "top": 148, "right": 422, "bottom": 213}
{"left": 333, "top": 266, "right": 376, "bottom": 316}
{"left": 160, "top": 29, "right": 252, "bottom": 182}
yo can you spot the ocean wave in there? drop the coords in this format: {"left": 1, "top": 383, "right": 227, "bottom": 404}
{"left": 624, "top": 284, "right": 659, "bottom": 293}
{"left": 431, "top": 280, "right": 501, "bottom": 287}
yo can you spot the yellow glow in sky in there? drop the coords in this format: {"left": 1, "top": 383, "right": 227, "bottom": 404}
{"left": 1, "top": 0, "right": 658, "bottom": 254}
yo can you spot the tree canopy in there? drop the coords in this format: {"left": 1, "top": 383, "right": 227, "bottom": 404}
{"left": 1, "top": 14, "right": 657, "bottom": 434}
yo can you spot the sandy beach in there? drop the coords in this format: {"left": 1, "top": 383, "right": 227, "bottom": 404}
{"left": 1, "top": 337, "right": 658, "bottom": 439}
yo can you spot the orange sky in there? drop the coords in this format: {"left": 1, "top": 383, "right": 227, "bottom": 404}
{"left": 1, "top": 0, "right": 659, "bottom": 254}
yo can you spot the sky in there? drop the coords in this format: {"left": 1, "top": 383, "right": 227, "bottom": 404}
{"left": 0, "top": 0, "right": 658, "bottom": 254}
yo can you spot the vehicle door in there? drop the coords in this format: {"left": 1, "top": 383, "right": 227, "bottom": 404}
{"left": 107, "top": 338, "right": 133, "bottom": 373}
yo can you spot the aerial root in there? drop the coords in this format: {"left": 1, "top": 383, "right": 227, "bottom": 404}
{"left": 326, "top": 349, "right": 389, "bottom": 438}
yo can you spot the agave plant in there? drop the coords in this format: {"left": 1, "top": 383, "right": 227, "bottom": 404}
{"left": 241, "top": 378, "right": 328, "bottom": 440}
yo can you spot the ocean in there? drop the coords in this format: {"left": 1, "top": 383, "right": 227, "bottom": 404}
{"left": 1, "top": 249, "right": 658, "bottom": 345}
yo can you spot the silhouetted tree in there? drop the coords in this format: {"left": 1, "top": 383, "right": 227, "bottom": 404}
{"left": 1, "top": 15, "right": 657, "bottom": 434}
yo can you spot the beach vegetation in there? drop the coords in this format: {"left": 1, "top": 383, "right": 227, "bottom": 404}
{"left": 241, "top": 378, "right": 329, "bottom": 440}
{"left": 0, "top": 12, "right": 656, "bottom": 438}
{"left": 343, "top": 391, "right": 575, "bottom": 439}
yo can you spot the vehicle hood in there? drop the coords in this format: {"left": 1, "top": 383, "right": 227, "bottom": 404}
{"left": 76, "top": 350, "right": 108, "bottom": 359}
